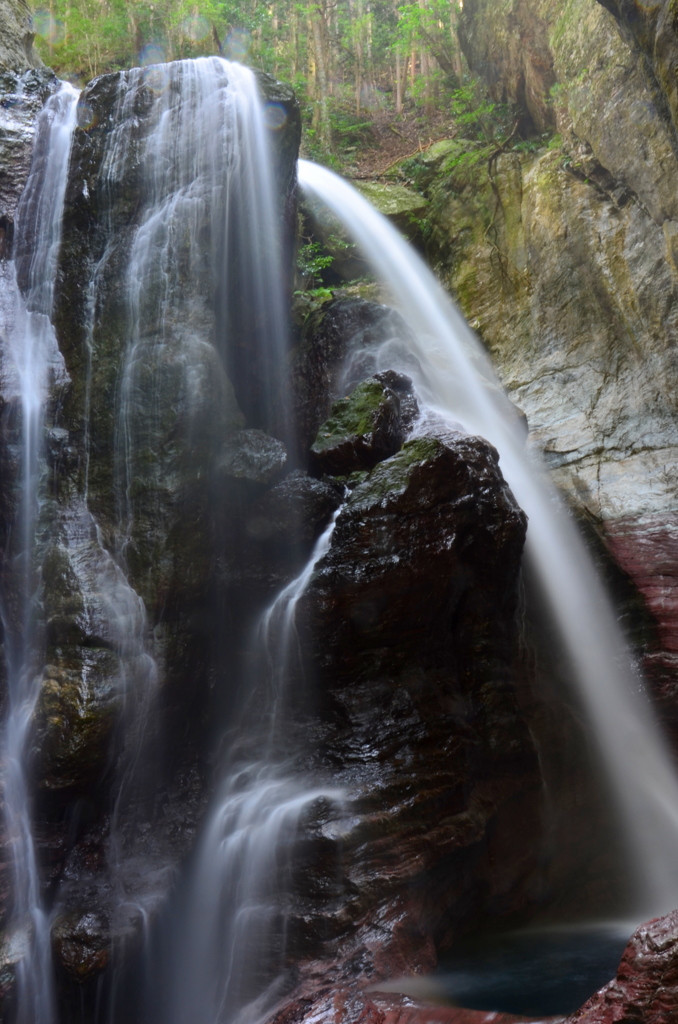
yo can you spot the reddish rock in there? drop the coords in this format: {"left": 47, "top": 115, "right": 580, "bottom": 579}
{"left": 258, "top": 431, "right": 544, "bottom": 998}
{"left": 604, "top": 514, "right": 678, "bottom": 737}
{"left": 605, "top": 514, "right": 678, "bottom": 655}
{"left": 565, "top": 909, "right": 678, "bottom": 1024}
{"left": 372, "top": 994, "right": 563, "bottom": 1024}
{"left": 268, "top": 988, "right": 564, "bottom": 1024}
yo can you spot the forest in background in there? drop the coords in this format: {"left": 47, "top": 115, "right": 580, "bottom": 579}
{"left": 32, "top": 0, "right": 482, "bottom": 159}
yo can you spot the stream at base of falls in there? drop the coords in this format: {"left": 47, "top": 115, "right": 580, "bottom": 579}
{"left": 373, "top": 924, "right": 631, "bottom": 1017}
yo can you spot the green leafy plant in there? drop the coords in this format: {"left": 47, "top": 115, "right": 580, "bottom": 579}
{"left": 297, "top": 241, "right": 334, "bottom": 278}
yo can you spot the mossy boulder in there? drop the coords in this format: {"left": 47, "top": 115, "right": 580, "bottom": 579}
{"left": 290, "top": 297, "right": 415, "bottom": 457}
{"left": 351, "top": 180, "right": 427, "bottom": 238}
{"left": 310, "top": 371, "right": 417, "bottom": 476}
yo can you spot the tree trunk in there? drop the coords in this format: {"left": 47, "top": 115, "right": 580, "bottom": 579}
{"left": 310, "top": 4, "right": 332, "bottom": 152}
{"left": 395, "top": 49, "right": 403, "bottom": 114}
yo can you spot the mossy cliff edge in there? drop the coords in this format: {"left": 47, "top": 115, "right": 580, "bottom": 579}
{"left": 395, "top": 0, "right": 678, "bottom": 729}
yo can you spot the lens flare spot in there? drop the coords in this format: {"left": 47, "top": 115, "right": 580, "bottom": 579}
{"left": 181, "top": 14, "right": 210, "bottom": 42}
{"left": 76, "top": 102, "right": 96, "bottom": 130}
{"left": 264, "top": 103, "right": 287, "bottom": 130}
{"left": 33, "top": 10, "right": 65, "bottom": 44}
{"left": 142, "top": 64, "right": 168, "bottom": 94}
{"left": 223, "top": 28, "right": 250, "bottom": 62}
{"left": 139, "top": 43, "right": 166, "bottom": 67}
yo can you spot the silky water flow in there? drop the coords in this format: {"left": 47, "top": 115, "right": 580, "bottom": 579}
{"left": 159, "top": 510, "right": 344, "bottom": 1024}
{"left": 71, "top": 57, "right": 300, "bottom": 1021}
{"left": 0, "top": 57, "right": 301, "bottom": 1024}
{"left": 4, "top": 54, "right": 678, "bottom": 1024}
{"left": 297, "top": 157, "right": 678, "bottom": 921}
{"left": 0, "top": 80, "right": 79, "bottom": 1024}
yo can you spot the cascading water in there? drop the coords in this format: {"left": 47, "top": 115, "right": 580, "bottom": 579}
{"left": 0, "top": 80, "right": 79, "bottom": 1024}
{"left": 1, "top": 55, "right": 298, "bottom": 1024}
{"left": 159, "top": 513, "right": 343, "bottom": 1024}
{"left": 68, "top": 56, "right": 295, "bottom": 1017}
{"left": 297, "top": 158, "right": 678, "bottom": 919}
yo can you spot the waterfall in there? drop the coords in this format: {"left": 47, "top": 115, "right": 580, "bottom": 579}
{"left": 297, "top": 158, "right": 678, "bottom": 919}
{"left": 0, "top": 80, "right": 79, "bottom": 1024}
{"left": 68, "top": 56, "right": 294, "bottom": 1017}
{"left": 0, "top": 55, "right": 296, "bottom": 1023}
{"left": 158, "top": 513, "right": 344, "bottom": 1024}
{"left": 4, "top": 51, "right": 678, "bottom": 1024}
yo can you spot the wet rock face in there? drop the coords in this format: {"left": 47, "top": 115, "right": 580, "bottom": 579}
{"left": 270, "top": 992, "right": 558, "bottom": 1024}
{"left": 52, "top": 911, "right": 111, "bottom": 980}
{"left": 565, "top": 910, "right": 678, "bottom": 1024}
{"left": 290, "top": 298, "right": 416, "bottom": 456}
{"left": 0, "top": 0, "right": 43, "bottom": 75}
{"left": 305, "top": 433, "right": 527, "bottom": 672}
{"left": 218, "top": 429, "right": 288, "bottom": 488}
{"left": 0, "top": 69, "right": 53, "bottom": 251}
{"left": 0, "top": 57, "right": 304, "bottom": 998}
{"left": 281, "top": 431, "right": 540, "bottom": 987}
{"left": 309, "top": 372, "right": 417, "bottom": 476}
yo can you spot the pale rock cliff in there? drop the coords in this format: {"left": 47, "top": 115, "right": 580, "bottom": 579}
{"left": 408, "top": 0, "right": 678, "bottom": 708}
{"left": 0, "top": 0, "right": 42, "bottom": 73}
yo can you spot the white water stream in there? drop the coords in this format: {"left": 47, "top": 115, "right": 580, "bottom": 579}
{"left": 164, "top": 513, "right": 344, "bottom": 1024}
{"left": 0, "top": 80, "right": 79, "bottom": 1024}
{"left": 298, "top": 158, "right": 678, "bottom": 918}
{"left": 72, "top": 57, "right": 296, "bottom": 1019}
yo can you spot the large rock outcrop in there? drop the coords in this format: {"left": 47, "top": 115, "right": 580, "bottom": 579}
{"left": 0, "top": 0, "right": 43, "bottom": 74}
{"left": 0, "top": 57, "right": 305, "bottom": 1008}
{"left": 565, "top": 910, "right": 678, "bottom": 1024}
{"left": 220, "top": 356, "right": 551, "bottom": 1022}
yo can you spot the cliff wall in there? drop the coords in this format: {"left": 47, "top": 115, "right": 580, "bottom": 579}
{"left": 403, "top": 0, "right": 678, "bottom": 722}
{"left": 0, "top": 0, "right": 42, "bottom": 73}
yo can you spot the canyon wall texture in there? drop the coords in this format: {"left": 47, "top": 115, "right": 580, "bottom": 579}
{"left": 398, "top": 0, "right": 678, "bottom": 730}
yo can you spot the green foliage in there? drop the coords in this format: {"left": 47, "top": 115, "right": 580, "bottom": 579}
{"left": 511, "top": 131, "right": 556, "bottom": 153}
{"left": 296, "top": 285, "right": 335, "bottom": 300}
{"left": 296, "top": 228, "right": 360, "bottom": 291}
{"left": 330, "top": 112, "right": 375, "bottom": 148}
{"left": 297, "top": 241, "right": 334, "bottom": 278}
{"left": 31, "top": 0, "right": 484, "bottom": 163}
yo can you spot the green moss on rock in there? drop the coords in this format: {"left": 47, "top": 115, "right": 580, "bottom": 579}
{"left": 310, "top": 376, "right": 405, "bottom": 475}
{"left": 352, "top": 180, "right": 427, "bottom": 218}
{"left": 349, "top": 437, "right": 444, "bottom": 510}
{"left": 33, "top": 649, "right": 120, "bottom": 792}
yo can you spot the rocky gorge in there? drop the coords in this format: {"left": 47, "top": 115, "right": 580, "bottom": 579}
{"left": 2, "top": 0, "right": 678, "bottom": 1022}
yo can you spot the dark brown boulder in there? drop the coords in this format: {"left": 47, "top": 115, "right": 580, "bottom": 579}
{"left": 309, "top": 375, "right": 412, "bottom": 477}
{"left": 272, "top": 431, "right": 542, "bottom": 997}
{"left": 290, "top": 298, "right": 417, "bottom": 457}
{"left": 565, "top": 909, "right": 678, "bottom": 1024}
